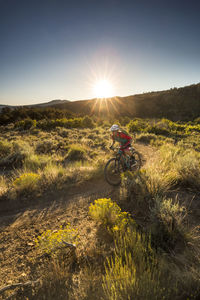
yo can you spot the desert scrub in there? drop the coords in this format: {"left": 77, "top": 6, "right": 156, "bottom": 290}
{"left": 15, "top": 118, "right": 36, "bottom": 130}
{"left": 82, "top": 116, "right": 94, "bottom": 128}
{"left": 159, "top": 143, "right": 200, "bottom": 189}
{"left": 150, "top": 196, "right": 188, "bottom": 250}
{"left": 0, "top": 176, "right": 8, "bottom": 197}
{"left": 35, "top": 139, "right": 58, "bottom": 154}
{"left": 66, "top": 144, "right": 87, "bottom": 161}
{"left": 103, "top": 230, "right": 175, "bottom": 300}
{"left": 35, "top": 224, "right": 79, "bottom": 255}
{"left": 0, "top": 139, "right": 13, "bottom": 158}
{"left": 23, "top": 154, "right": 51, "bottom": 171}
{"left": 13, "top": 172, "right": 41, "bottom": 194}
{"left": 135, "top": 133, "right": 157, "bottom": 145}
{"left": 121, "top": 168, "right": 174, "bottom": 205}
{"left": 175, "top": 150, "right": 200, "bottom": 189}
{"left": 42, "top": 163, "right": 68, "bottom": 186}
{"left": 89, "top": 198, "right": 135, "bottom": 232}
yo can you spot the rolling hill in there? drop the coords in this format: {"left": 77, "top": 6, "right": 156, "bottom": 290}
{"left": 52, "top": 83, "right": 200, "bottom": 120}
{"left": 1, "top": 82, "right": 200, "bottom": 121}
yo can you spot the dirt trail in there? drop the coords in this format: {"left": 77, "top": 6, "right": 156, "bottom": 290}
{"left": 0, "top": 144, "right": 156, "bottom": 290}
{"left": 0, "top": 176, "right": 120, "bottom": 288}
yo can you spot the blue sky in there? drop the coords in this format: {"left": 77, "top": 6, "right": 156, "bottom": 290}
{"left": 0, "top": 0, "right": 200, "bottom": 105}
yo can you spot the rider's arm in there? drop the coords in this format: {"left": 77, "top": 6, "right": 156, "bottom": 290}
{"left": 110, "top": 134, "right": 115, "bottom": 148}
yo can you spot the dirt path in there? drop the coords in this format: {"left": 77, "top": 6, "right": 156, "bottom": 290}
{"left": 0, "top": 177, "right": 119, "bottom": 288}
{"left": 0, "top": 144, "right": 157, "bottom": 291}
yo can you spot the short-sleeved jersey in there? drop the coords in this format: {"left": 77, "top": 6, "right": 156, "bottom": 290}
{"left": 112, "top": 130, "right": 132, "bottom": 147}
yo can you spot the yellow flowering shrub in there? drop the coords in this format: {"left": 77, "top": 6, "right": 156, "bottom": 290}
{"left": 13, "top": 172, "right": 40, "bottom": 192}
{"left": 35, "top": 224, "right": 79, "bottom": 254}
{"left": 89, "top": 198, "right": 135, "bottom": 232}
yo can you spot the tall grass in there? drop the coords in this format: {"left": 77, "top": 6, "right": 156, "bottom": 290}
{"left": 0, "top": 176, "right": 7, "bottom": 197}
{"left": 23, "top": 154, "right": 51, "bottom": 171}
{"left": 103, "top": 231, "right": 175, "bottom": 300}
{"left": 149, "top": 196, "right": 188, "bottom": 251}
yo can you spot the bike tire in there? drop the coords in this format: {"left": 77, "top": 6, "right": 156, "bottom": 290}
{"left": 130, "top": 151, "right": 142, "bottom": 171}
{"left": 104, "top": 158, "right": 123, "bottom": 186}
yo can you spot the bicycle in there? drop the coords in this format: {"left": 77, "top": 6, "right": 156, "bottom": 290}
{"left": 104, "top": 146, "right": 142, "bottom": 186}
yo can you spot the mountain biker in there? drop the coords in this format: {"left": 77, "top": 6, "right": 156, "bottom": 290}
{"left": 109, "top": 124, "right": 132, "bottom": 157}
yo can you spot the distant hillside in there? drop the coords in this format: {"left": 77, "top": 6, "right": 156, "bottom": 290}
{"left": 1, "top": 83, "right": 200, "bottom": 121}
{"left": 29, "top": 99, "right": 70, "bottom": 108}
{"left": 53, "top": 83, "right": 200, "bottom": 121}
{"left": 0, "top": 99, "right": 70, "bottom": 111}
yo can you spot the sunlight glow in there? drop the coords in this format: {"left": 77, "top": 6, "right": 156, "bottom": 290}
{"left": 93, "top": 79, "right": 114, "bottom": 98}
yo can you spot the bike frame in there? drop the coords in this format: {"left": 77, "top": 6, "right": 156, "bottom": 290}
{"left": 115, "top": 148, "right": 131, "bottom": 169}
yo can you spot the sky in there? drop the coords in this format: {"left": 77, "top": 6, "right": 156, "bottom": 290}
{"left": 0, "top": 0, "right": 200, "bottom": 105}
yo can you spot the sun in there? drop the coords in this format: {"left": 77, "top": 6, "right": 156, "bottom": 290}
{"left": 93, "top": 79, "right": 114, "bottom": 98}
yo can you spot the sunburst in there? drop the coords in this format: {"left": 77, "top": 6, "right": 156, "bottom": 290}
{"left": 93, "top": 79, "right": 114, "bottom": 98}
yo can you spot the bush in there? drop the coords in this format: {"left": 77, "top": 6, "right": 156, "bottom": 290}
{"left": 89, "top": 198, "right": 135, "bottom": 232}
{"left": 135, "top": 133, "right": 157, "bottom": 144}
{"left": 146, "top": 124, "right": 170, "bottom": 136}
{"left": 82, "top": 116, "right": 94, "bottom": 128}
{"left": 150, "top": 196, "right": 187, "bottom": 251}
{"left": 42, "top": 163, "right": 67, "bottom": 186}
{"left": 37, "top": 117, "right": 84, "bottom": 130}
{"left": 175, "top": 151, "right": 200, "bottom": 188}
{"left": 103, "top": 229, "right": 175, "bottom": 300}
{"left": 0, "top": 176, "right": 7, "bottom": 197}
{"left": 15, "top": 118, "right": 36, "bottom": 130}
{"left": 23, "top": 154, "right": 51, "bottom": 171}
{"left": 36, "top": 140, "right": 57, "bottom": 154}
{"left": 0, "top": 140, "right": 13, "bottom": 158}
{"left": 13, "top": 172, "right": 40, "bottom": 194}
{"left": 66, "top": 145, "right": 86, "bottom": 161}
{"left": 35, "top": 224, "right": 79, "bottom": 255}
{"left": 121, "top": 168, "right": 174, "bottom": 205}
{"left": 128, "top": 119, "right": 147, "bottom": 133}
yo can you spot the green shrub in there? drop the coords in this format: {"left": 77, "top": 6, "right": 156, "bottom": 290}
{"left": 135, "top": 133, "right": 157, "bottom": 144}
{"left": 146, "top": 124, "right": 170, "bottom": 136}
{"left": 36, "top": 140, "right": 57, "bottom": 154}
{"left": 23, "top": 154, "right": 51, "bottom": 171}
{"left": 37, "top": 117, "right": 84, "bottom": 130}
{"left": 82, "top": 116, "right": 94, "bottom": 128}
{"left": 121, "top": 168, "right": 174, "bottom": 205}
{"left": 175, "top": 151, "right": 200, "bottom": 188}
{"left": 185, "top": 124, "right": 200, "bottom": 134}
{"left": 0, "top": 140, "right": 13, "bottom": 158}
{"left": 150, "top": 196, "right": 187, "bottom": 251}
{"left": 128, "top": 119, "right": 147, "bottom": 133}
{"left": 66, "top": 145, "right": 86, "bottom": 161}
{"left": 15, "top": 118, "right": 36, "bottom": 130}
{"left": 42, "top": 163, "right": 67, "bottom": 186}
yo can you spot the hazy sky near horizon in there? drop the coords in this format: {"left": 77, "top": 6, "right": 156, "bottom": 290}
{"left": 1, "top": 0, "right": 200, "bottom": 105}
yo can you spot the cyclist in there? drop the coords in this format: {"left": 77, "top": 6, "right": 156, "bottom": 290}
{"left": 109, "top": 124, "right": 132, "bottom": 157}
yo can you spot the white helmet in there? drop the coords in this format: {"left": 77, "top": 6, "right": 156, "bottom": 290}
{"left": 110, "top": 124, "right": 119, "bottom": 131}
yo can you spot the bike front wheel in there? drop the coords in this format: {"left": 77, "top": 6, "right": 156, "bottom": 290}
{"left": 104, "top": 158, "right": 123, "bottom": 186}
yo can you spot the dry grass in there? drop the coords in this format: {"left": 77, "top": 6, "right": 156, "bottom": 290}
{"left": 1, "top": 123, "right": 200, "bottom": 299}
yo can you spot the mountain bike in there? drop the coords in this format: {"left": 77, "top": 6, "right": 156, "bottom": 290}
{"left": 104, "top": 147, "right": 142, "bottom": 186}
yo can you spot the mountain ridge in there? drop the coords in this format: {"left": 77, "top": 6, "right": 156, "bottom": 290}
{"left": 1, "top": 82, "right": 200, "bottom": 121}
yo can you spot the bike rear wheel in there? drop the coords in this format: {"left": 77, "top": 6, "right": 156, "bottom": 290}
{"left": 130, "top": 151, "right": 142, "bottom": 171}
{"left": 104, "top": 158, "right": 123, "bottom": 186}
